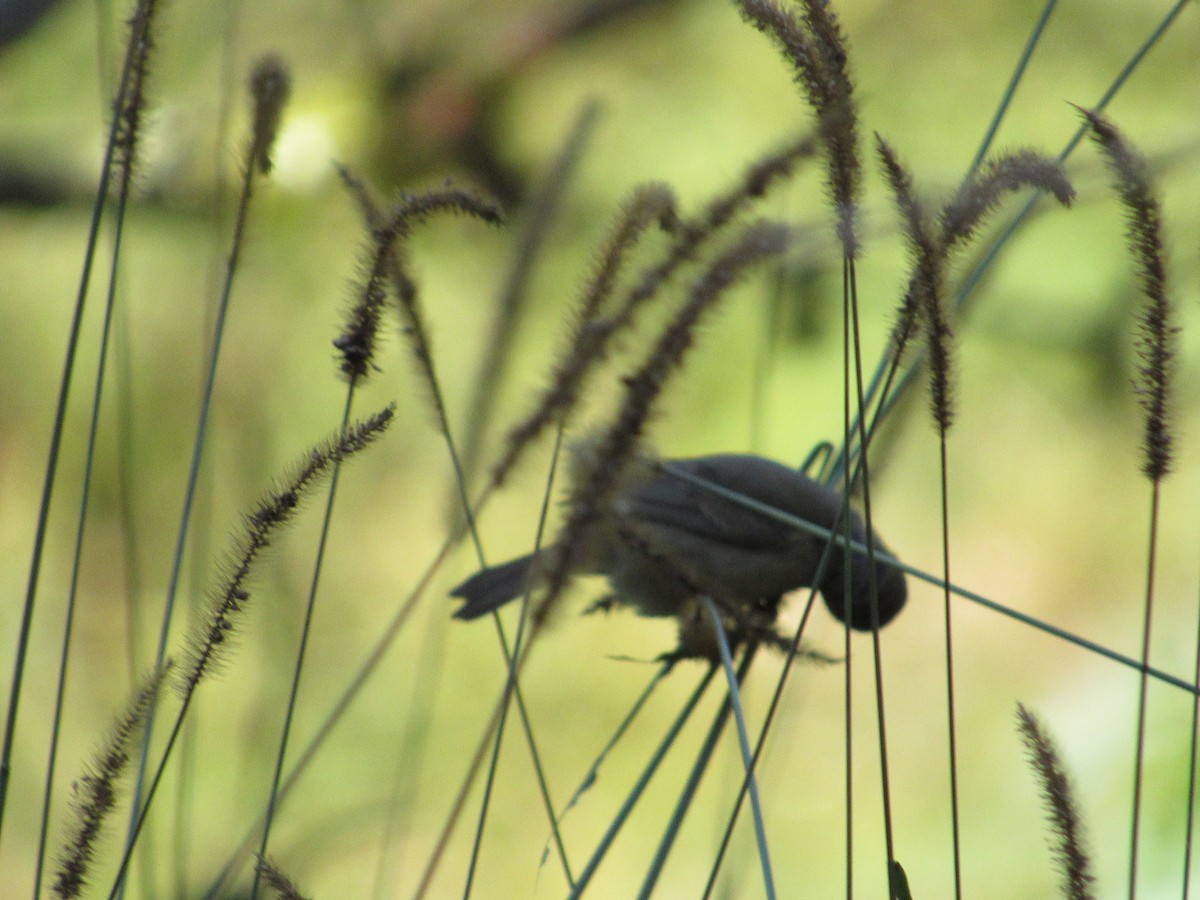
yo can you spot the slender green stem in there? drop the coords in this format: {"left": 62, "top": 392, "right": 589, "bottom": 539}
{"left": 568, "top": 666, "right": 716, "bottom": 898}
{"left": 250, "top": 388, "right": 357, "bottom": 900}
{"left": 845, "top": 257, "right": 898, "bottom": 887}
{"left": 32, "top": 198, "right": 129, "bottom": 900}
{"left": 0, "top": 9, "right": 146, "bottom": 850}
{"left": 1182, "top": 564, "right": 1200, "bottom": 898}
{"left": 462, "top": 437, "right": 571, "bottom": 895}
{"left": 938, "top": 435, "right": 963, "bottom": 898}
{"left": 636, "top": 649, "right": 748, "bottom": 900}
{"left": 120, "top": 135, "right": 263, "bottom": 892}
{"left": 700, "top": 601, "right": 774, "bottom": 900}
{"left": 1129, "top": 485, "right": 1162, "bottom": 898}
{"left": 968, "top": 0, "right": 1058, "bottom": 175}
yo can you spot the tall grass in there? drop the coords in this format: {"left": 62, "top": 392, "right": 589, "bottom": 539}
{"left": 0, "top": 0, "right": 1197, "bottom": 897}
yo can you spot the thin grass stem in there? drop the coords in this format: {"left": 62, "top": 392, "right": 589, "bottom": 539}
{"left": 699, "top": 600, "right": 774, "bottom": 899}
{"left": 967, "top": 0, "right": 1058, "bottom": 175}
{"left": 120, "top": 69, "right": 279, "bottom": 886}
{"left": 0, "top": 0, "right": 161, "bottom": 847}
{"left": 840, "top": 250, "right": 859, "bottom": 897}
{"left": 937, "top": 435, "right": 963, "bottom": 898}
{"left": 1129, "top": 488, "right": 1162, "bottom": 898}
{"left": 699, "top": 538, "right": 853, "bottom": 894}
{"left": 33, "top": 132, "right": 137, "bottom": 900}
{"left": 250, "top": 388, "right": 357, "bottom": 900}
{"left": 464, "top": 567, "right": 573, "bottom": 896}
{"left": 336, "top": 168, "right": 572, "bottom": 895}
{"left": 700, "top": 294, "right": 895, "bottom": 899}
{"left": 845, "top": 256, "right": 900, "bottom": 889}
{"left": 636, "top": 648, "right": 755, "bottom": 900}
{"left": 418, "top": 437, "right": 571, "bottom": 896}
{"left": 370, "top": 608, "right": 449, "bottom": 900}
{"left": 1183, "top": 565, "right": 1200, "bottom": 898}
{"left": 492, "top": 427, "right": 575, "bottom": 885}
{"left": 548, "top": 663, "right": 672, "bottom": 846}
{"left": 459, "top": 415, "right": 572, "bottom": 895}
{"left": 841, "top": 255, "right": 856, "bottom": 898}
{"left": 412, "top": 669, "right": 520, "bottom": 899}
{"left": 461, "top": 613, "right": 526, "bottom": 899}
{"left": 568, "top": 665, "right": 716, "bottom": 898}
{"left": 203, "top": 507, "right": 489, "bottom": 898}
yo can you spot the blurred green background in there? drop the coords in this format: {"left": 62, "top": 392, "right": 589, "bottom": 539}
{"left": 1, "top": 0, "right": 1199, "bottom": 896}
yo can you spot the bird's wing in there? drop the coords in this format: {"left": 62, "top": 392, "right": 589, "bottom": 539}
{"left": 619, "top": 455, "right": 838, "bottom": 551}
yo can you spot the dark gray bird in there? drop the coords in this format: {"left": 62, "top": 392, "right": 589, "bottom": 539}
{"left": 451, "top": 453, "right": 906, "bottom": 649}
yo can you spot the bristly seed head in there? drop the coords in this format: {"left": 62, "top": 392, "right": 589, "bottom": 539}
{"left": 334, "top": 171, "right": 503, "bottom": 383}
{"left": 180, "top": 405, "right": 394, "bottom": 694}
{"left": 1016, "top": 703, "right": 1098, "bottom": 900}
{"left": 531, "top": 221, "right": 790, "bottom": 630}
{"left": 876, "top": 134, "right": 954, "bottom": 430}
{"left": 1079, "top": 106, "right": 1175, "bottom": 482}
{"left": 941, "top": 150, "right": 1074, "bottom": 252}
{"left": 735, "top": 0, "right": 862, "bottom": 256}
{"left": 52, "top": 664, "right": 172, "bottom": 899}
{"left": 489, "top": 181, "right": 679, "bottom": 488}
{"left": 248, "top": 55, "right": 292, "bottom": 175}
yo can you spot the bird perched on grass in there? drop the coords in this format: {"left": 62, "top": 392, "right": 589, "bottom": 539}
{"left": 452, "top": 450, "right": 906, "bottom": 659}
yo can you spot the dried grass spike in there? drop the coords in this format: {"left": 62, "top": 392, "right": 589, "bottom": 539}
{"left": 734, "top": 1, "right": 861, "bottom": 255}
{"left": 334, "top": 172, "right": 503, "bottom": 382}
{"left": 490, "top": 182, "right": 679, "bottom": 487}
{"left": 875, "top": 138, "right": 930, "bottom": 359}
{"left": 876, "top": 135, "right": 954, "bottom": 429}
{"left": 334, "top": 164, "right": 380, "bottom": 226}
{"left": 798, "top": 0, "right": 861, "bottom": 254}
{"left": 1079, "top": 106, "right": 1174, "bottom": 481}
{"left": 492, "top": 134, "right": 815, "bottom": 492}
{"left": 255, "top": 854, "right": 312, "bottom": 900}
{"left": 111, "top": 0, "right": 161, "bottom": 193}
{"left": 396, "top": 184, "right": 504, "bottom": 228}
{"left": 386, "top": 184, "right": 504, "bottom": 311}
{"left": 617, "top": 132, "right": 817, "bottom": 337}
{"left": 875, "top": 136, "right": 932, "bottom": 259}
{"left": 735, "top": 1, "right": 827, "bottom": 108}
{"left": 941, "top": 149, "right": 1074, "bottom": 251}
{"left": 386, "top": 185, "right": 502, "bottom": 415}
{"left": 248, "top": 55, "right": 292, "bottom": 175}
{"left": 601, "top": 220, "right": 791, "bottom": 484}
{"left": 580, "top": 181, "right": 679, "bottom": 322}
{"left": 533, "top": 221, "right": 791, "bottom": 629}
{"left": 333, "top": 172, "right": 393, "bottom": 381}
{"left": 180, "top": 405, "right": 394, "bottom": 693}
{"left": 1016, "top": 703, "right": 1097, "bottom": 900}
{"left": 923, "top": 285, "right": 955, "bottom": 432}
{"left": 455, "top": 102, "right": 599, "bottom": 496}
{"left": 52, "top": 664, "right": 172, "bottom": 899}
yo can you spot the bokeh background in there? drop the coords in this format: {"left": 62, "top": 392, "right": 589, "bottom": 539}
{"left": 1, "top": 0, "right": 1199, "bottom": 896}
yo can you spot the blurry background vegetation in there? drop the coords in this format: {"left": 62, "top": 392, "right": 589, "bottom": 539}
{"left": 0, "top": 0, "right": 1198, "bottom": 896}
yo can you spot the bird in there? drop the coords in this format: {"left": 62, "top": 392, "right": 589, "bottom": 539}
{"left": 451, "top": 450, "right": 907, "bottom": 657}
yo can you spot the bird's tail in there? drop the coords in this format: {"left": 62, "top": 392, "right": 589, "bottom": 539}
{"left": 450, "top": 553, "right": 538, "bottom": 620}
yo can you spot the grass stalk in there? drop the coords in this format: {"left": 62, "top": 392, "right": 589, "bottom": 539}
{"left": 700, "top": 599, "right": 774, "bottom": 898}
{"left": 567, "top": 665, "right": 717, "bottom": 898}
{"left": 0, "top": 0, "right": 161, "bottom": 848}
